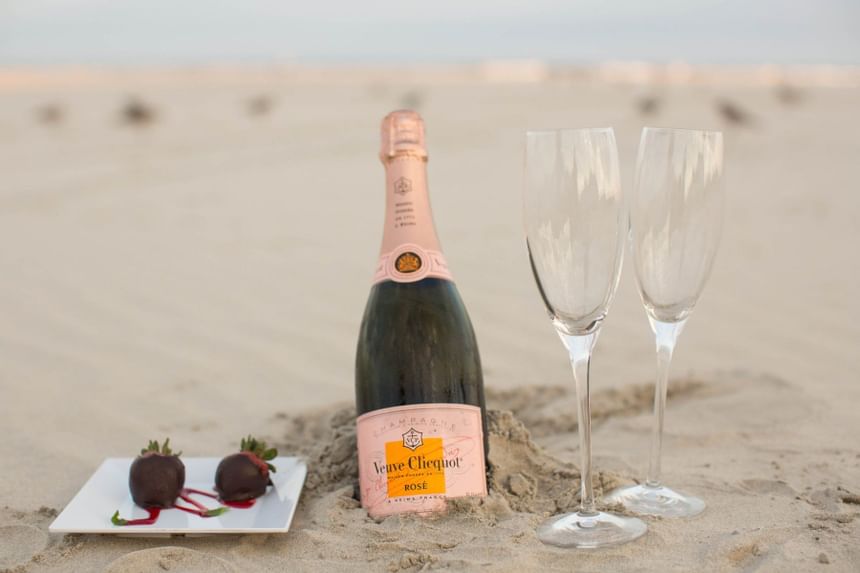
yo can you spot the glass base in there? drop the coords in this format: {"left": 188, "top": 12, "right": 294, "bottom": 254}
{"left": 604, "top": 483, "right": 705, "bottom": 518}
{"left": 536, "top": 510, "right": 647, "bottom": 549}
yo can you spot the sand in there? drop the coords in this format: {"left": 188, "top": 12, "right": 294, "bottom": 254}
{"left": 0, "top": 66, "right": 859, "bottom": 572}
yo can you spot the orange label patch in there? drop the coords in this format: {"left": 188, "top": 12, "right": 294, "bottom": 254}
{"left": 384, "top": 435, "right": 446, "bottom": 498}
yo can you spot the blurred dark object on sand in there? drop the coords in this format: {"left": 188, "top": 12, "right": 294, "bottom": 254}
{"left": 636, "top": 95, "right": 661, "bottom": 116}
{"left": 775, "top": 84, "right": 804, "bottom": 105}
{"left": 247, "top": 95, "right": 275, "bottom": 117}
{"left": 121, "top": 98, "right": 157, "bottom": 126}
{"left": 36, "top": 103, "right": 64, "bottom": 125}
{"left": 716, "top": 99, "right": 754, "bottom": 126}
{"left": 399, "top": 90, "right": 424, "bottom": 110}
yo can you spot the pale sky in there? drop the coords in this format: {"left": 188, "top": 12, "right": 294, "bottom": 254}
{"left": 1, "top": 0, "right": 859, "bottom": 65}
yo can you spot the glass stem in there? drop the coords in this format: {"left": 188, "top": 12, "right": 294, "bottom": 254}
{"left": 560, "top": 331, "right": 599, "bottom": 516}
{"left": 645, "top": 317, "right": 686, "bottom": 488}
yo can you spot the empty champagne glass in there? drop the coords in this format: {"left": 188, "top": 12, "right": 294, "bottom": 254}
{"left": 604, "top": 127, "right": 724, "bottom": 517}
{"left": 524, "top": 128, "right": 647, "bottom": 548}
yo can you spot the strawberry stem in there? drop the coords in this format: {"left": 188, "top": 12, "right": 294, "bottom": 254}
{"left": 237, "top": 435, "right": 278, "bottom": 473}
{"left": 140, "top": 438, "right": 181, "bottom": 457}
{"left": 110, "top": 507, "right": 161, "bottom": 526}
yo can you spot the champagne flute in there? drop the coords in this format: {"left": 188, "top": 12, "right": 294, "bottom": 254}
{"left": 524, "top": 128, "right": 647, "bottom": 548}
{"left": 605, "top": 127, "right": 724, "bottom": 517}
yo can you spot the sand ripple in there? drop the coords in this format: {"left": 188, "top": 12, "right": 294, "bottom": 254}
{"left": 0, "top": 525, "right": 48, "bottom": 570}
{"left": 105, "top": 547, "right": 235, "bottom": 573}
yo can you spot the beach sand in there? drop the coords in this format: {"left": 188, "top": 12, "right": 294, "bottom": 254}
{"left": 0, "top": 67, "right": 858, "bottom": 571}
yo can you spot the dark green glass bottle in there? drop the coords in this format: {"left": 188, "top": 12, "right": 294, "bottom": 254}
{"left": 354, "top": 111, "right": 487, "bottom": 518}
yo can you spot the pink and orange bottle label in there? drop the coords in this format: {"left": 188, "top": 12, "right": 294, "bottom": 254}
{"left": 356, "top": 403, "right": 487, "bottom": 518}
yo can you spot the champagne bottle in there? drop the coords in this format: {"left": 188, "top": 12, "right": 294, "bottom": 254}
{"left": 355, "top": 110, "right": 488, "bottom": 518}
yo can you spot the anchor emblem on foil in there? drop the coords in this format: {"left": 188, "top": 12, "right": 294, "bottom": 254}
{"left": 402, "top": 428, "right": 423, "bottom": 451}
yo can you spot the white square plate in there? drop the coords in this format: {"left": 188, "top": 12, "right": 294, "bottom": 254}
{"left": 49, "top": 457, "right": 307, "bottom": 536}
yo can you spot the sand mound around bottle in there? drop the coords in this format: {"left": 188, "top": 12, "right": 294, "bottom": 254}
{"left": 277, "top": 403, "right": 624, "bottom": 521}
{"left": 268, "top": 403, "right": 626, "bottom": 571}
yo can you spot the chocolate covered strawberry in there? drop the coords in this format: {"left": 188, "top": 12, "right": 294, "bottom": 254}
{"left": 111, "top": 438, "right": 231, "bottom": 526}
{"left": 215, "top": 436, "right": 277, "bottom": 502}
{"left": 128, "top": 438, "right": 185, "bottom": 508}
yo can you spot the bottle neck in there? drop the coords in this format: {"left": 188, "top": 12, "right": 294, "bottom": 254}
{"left": 381, "top": 155, "right": 440, "bottom": 253}
{"left": 373, "top": 154, "right": 452, "bottom": 284}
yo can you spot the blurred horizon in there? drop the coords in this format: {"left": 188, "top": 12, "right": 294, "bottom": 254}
{"left": 1, "top": 0, "right": 859, "bottom": 67}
